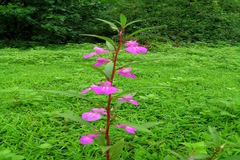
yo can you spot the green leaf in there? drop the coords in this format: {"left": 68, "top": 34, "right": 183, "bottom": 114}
{"left": 80, "top": 34, "right": 116, "bottom": 49}
{"left": 220, "top": 110, "right": 236, "bottom": 117}
{"left": 142, "top": 122, "right": 163, "bottom": 128}
{"left": 182, "top": 142, "right": 207, "bottom": 154}
{"left": 193, "top": 154, "right": 211, "bottom": 159}
{"left": 222, "top": 155, "right": 240, "bottom": 160}
{"left": 81, "top": 63, "right": 109, "bottom": 80}
{"left": 96, "top": 18, "right": 119, "bottom": 32}
{"left": 104, "top": 62, "right": 114, "bottom": 79}
{"left": 39, "top": 143, "right": 52, "bottom": 149}
{"left": 100, "top": 146, "right": 112, "bottom": 153}
{"left": 167, "top": 150, "right": 186, "bottom": 160}
{"left": 208, "top": 126, "right": 220, "bottom": 148}
{"left": 163, "top": 155, "right": 177, "bottom": 160}
{"left": 106, "top": 41, "right": 115, "bottom": 52}
{"left": 114, "top": 101, "right": 125, "bottom": 109}
{"left": 42, "top": 90, "right": 103, "bottom": 107}
{"left": 58, "top": 112, "right": 97, "bottom": 131}
{"left": 113, "top": 20, "right": 122, "bottom": 26}
{"left": 126, "top": 26, "right": 166, "bottom": 40}
{"left": 125, "top": 20, "right": 142, "bottom": 27}
{"left": 120, "top": 14, "right": 127, "bottom": 28}
{"left": 110, "top": 139, "right": 125, "bottom": 159}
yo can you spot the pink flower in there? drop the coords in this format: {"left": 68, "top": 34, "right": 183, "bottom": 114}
{"left": 81, "top": 88, "right": 91, "bottom": 94}
{"left": 125, "top": 40, "right": 147, "bottom": 55}
{"left": 83, "top": 45, "right": 108, "bottom": 58}
{"left": 94, "top": 45, "right": 108, "bottom": 54}
{"left": 118, "top": 67, "right": 136, "bottom": 78}
{"left": 125, "top": 40, "right": 138, "bottom": 47}
{"left": 94, "top": 58, "right": 111, "bottom": 67}
{"left": 115, "top": 124, "right": 136, "bottom": 134}
{"left": 82, "top": 108, "right": 107, "bottom": 121}
{"left": 118, "top": 95, "right": 139, "bottom": 106}
{"left": 80, "top": 134, "right": 100, "bottom": 145}
{"left": 91, "top": 81, "right": 118, "bottom": 95}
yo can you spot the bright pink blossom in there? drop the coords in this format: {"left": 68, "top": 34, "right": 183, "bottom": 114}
{"left": 83, "top": 45, "right": 108, "bottom": 58}
{"left": 115, "top": 124, "right": 136, "bottom": 134}
{"left": 91, "top": 81, "right": 118, "bottom": 95}
{"left": 118, "top": 95, "right": 139, "bottom": 106}
{"left": 80, "top": 134, "right": 100, "bottom": 145}
{"left": 94, "top": 58, "right": 111, "bottom": 66}
{"left": 94, "top": 45, "right": 108, "bottom": 54}
{"left": 82, "top": 108, "right": 107, "bottom": 121}
{"left": 118, "top": 67, "right": 136, "bottom": 79}
{"left": 125, "top": 40, "right": 147, "bottom": 55}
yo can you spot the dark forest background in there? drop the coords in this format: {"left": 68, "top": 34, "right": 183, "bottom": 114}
{"left": 0, "top": 0, "right": 239, "bottom": 47}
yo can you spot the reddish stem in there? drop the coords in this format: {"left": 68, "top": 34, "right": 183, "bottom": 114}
{"left": 209, "top": 148, "right": 220, "bottom": 160}
{"left": 106, "top": 29, "right": 124, "bottom": 160}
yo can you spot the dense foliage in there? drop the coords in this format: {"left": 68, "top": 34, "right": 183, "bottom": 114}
{"left": 0, "top": 0, "right": 239, "bottom": 45}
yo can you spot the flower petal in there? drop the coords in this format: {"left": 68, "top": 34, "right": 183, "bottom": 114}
{"left": 125, "top": 126, "right": 136, "bottom": 134}
{"left": 82, "top": 112, "right": 102, "bottom": 121}
{"left": 94, "top": 46, "right": 108, "bottom": 54}
{"left": 87, "top": 134, "right": 100, "bottom": 139}
{"left": 125, "top": 47, "right": 138, "bottom": 55}
{"left": 115, "top": 124, "right": 126, "bottom": 128}
{"left": 80, "top": 135, "right": 93, "bottom": 145}
{"left": 94, "top": 58, "right": 111, "bottom": 67}
{"left": 91, "top": 108, "right": 107, "bottom": 115}
{"left": 83, "top": 52, "right": 96, "bottom": 58}
{"left": 136, "top": 46, "right": 147, "bottom": 54}
{"left": 81, "top": 88, "right": 91, "bottom": 94}
{"left": 102, "top": 86, "right": 118, "bottom": 94}
{"left": 91, "top": 85, "right": 103, "bottom": 94}
{"left": 129, "top": 99, "right": 139, "bottom": 106}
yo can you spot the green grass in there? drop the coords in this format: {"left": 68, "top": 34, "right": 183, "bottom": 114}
{"left": 0, "top": 43, "right": 239, "bottom": 159}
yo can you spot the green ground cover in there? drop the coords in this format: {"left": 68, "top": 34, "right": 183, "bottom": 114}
{"left": 0, "top": 43, "right": 239, "bottom": 159}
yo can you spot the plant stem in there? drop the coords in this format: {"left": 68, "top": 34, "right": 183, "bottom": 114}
{"left": 209, "top": 148, "right": 220, "bottom": 160}
{"left": 106, "top": 29, "right": 124, "bottom": 160}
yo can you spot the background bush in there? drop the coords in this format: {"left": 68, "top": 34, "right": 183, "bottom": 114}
{"left": 0, "top": 0, "right": 239, "bottom": 45}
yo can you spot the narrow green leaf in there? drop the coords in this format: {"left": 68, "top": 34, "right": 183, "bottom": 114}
{"left": 142, "top": 122, "right": 163, "bottom": 128}
{"left": 58, "top": 112, "right": 97, "bottom": 131}
{"left": 104, "top": 62, "right": 114, "bottom": 79}
{"left": 113, "top": 20, "right": 122, "bottom": 26}
{"left": 96, "top": 18, "right": 119, "bottom": 32}
{"left": 193, "top": 154, "right": 211, "bottom": 159}
{"left": 120, "top": 14, "right": 127, "bottom": 28}
{"left": 208, "top": 126, "right": 220, "bottom": 148}
{"left": 114, "top": 101, "right": 125, "bottom": 109}
{"left": 163, "top": 155, "right": 177, "bottom": 160}
{"left": 80, "top": 34, "right": 116, "bottom": 49}
{"left": 81, "top": 63, "right": 109, "bottom": 80}
{"left": 110, "top": 139, "right": 125, "bottom": 159}
{"left": 126, "top": 26, "right": 166, "bottom": 40}
{"left": 42, "top": 90, "right": 103, "bottom": 107}
{"left": 100, "top": 146, "right": 112, "bottom": 153}
{"left": 167, "top": 150, "right": 186, "bottom": 160}
{"left": 220, "top": 110, "right": 236, "bottom": 117}
{"left": 182, "top": 142, "right": 207, "bottom": 154}
{"left": 106, "top": 41, "right": 115, "bottom": 52}
{"left": 222, "top": 155, "right": 240, "bottom": 160}
{"left": 125, "top": 20, "right": 142, "bottom": 27}
{"left": 39, "top": 143, "right": 52, "bottom": 149}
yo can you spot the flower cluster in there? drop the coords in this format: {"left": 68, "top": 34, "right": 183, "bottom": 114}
{"left": 80, "top": 40, "right": 147, "bottom": 145}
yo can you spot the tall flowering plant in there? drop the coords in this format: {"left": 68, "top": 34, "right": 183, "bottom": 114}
{"left": 60, "top": 14, "right": 160, "bottom": 160}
